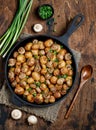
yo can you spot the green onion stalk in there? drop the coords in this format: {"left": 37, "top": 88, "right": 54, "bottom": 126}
{"left": 0, "top": 0, "right": 33, "bottom": 58}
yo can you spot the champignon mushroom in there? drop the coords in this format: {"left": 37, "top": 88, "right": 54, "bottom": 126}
{"left": 46, "top": 61, "right": 53, "bottom": 68}
{"left": 27, "top": 115, "right": 38, "bottom": 125}
{"left": 57, "top": 78, "right": 65, "bottom": 85}
{"left": 8, "top": 58, "right": 16, "bottom": 66}
{"left": 18, "top": 47, "right": 25, "bottom": 54}
{"left": 39, "top": 50, "right": 45, "bottom": 56}
{"left": 34, "top": 64, "right": 41, "bottom": 72}
{"left": 13, "top": 51, "right": 19, "bottom": 58}
{"left": 65, "top": 53, "right": 72, "bottom": 60}
{"left": 58, "top": 61, "right": 66, "bottom": 68}
{"left": 27, "top": 57, "right": 35, "bottom": 66}
{"left": 11, "top": 109, "right": 22, "bottom": 120}
{"left": 60, "top": 67, "right": 68, "bottom": 75}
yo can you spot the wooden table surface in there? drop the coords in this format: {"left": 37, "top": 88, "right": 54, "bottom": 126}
{"left": 0, "top": 0, "right": 96, "bottom": 130}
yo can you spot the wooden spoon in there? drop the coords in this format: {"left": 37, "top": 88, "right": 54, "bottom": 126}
{"left": 65, "top": 65, "right": 93, "bottom": 119}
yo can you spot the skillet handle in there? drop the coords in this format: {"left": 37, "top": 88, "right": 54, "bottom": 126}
{"left": 59, "top": 14, "right": 84, "bottom": 44}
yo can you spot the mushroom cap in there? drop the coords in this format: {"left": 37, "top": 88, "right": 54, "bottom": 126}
{"left": 33, "top": 24, "right": 43, "bottom": 32}
{"left": 27, "top": 115, "right": 38, "bottom": 125}
{"left": 11, "top": 109, "right": 22, "bottom": 120}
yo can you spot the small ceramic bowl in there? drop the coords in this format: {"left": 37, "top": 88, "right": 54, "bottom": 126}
{"left": 37, "top": 4, "right": 54, "bottom": 20}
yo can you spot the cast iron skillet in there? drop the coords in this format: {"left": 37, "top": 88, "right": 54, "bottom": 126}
{"left": 5, "top": 14, "right": 84, "bottom": 107}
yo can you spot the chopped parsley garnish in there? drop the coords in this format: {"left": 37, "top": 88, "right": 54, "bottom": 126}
{"left": 33, "top": 93, "right": 37, "bottom": 97}
{"left": 60, "top": 45, "right": 63, "bottom": 49}
{"left": 26, "top": 76, "right": 29, "bottom": 79}
{"left": 53, "top": 50, "right": 58, "bottom": 55}
{"left": 35, "top": 81, "right": 41, "bottom": 87}
{"left": 34, "top": 55, "right": 39, "bottom": 59}
{"left": 58, "top": 74, "right": 68, "bottom": 79}
{"left": 27, "top": 87, "right": 32, "bottom": 92}
{"left": 49, "top": 49, "right": 53, "bottom": 53}
{"left": 54, "top": 58, "right": 59, "bottom": 62}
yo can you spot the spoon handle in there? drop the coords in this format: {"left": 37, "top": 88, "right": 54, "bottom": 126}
{"left": 65, "top": 82, "right": 83, "bottom": 119}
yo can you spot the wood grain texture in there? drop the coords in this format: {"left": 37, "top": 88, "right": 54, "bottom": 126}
{"left": 0, "top": 0, "right": 96, "bottom": 130}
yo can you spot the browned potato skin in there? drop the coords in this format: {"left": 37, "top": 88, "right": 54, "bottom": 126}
{"left": 41, "top": 68, "right": 47, "bottom": 75}
{"left": 63, "top": 84, "right": 69, "bottom": 90}
{"left": 49, "top": 96, "right": 55, "bottom": 103}
{"left": 13, "top": 51, "right": 19, "bottom": 58}
{"left": 15, "top": 86, "right": 24, "bottom": 95}
{"left": 26, "top": 70, "right": 31, "bottom": 76}
{"left": 38, "top": 41, "right": 45, "bottom": 49}
{"left": 58, "top": 61, "right": 66, "bottom": 68}
{"left": 45, "top": 73, "right": 51, "bottom": 80}
{"left": 50, "top": 76, "right": 57, "bottom": 84}
{"left": 45, "top": 47, "right": 50, "bottom": 53}
{"left": 66, "top": 79, "right": 72, "bottom": 87}
{"left": 57, "top": 78, "right": 64, "bottom": 85}
{"left": 34, "top": 94, "right": 44, "bottom": 104}
{"left": 32, "top": 43, "right": 39, "bottom": 49}
{"left": 11, "top": 81, "right": 17, "bottom": 87}
{"left": 53, "top": 69, "right": 60, "bottom": 76}
{"left": 17, "top": 55, "right": 26, "bottom": 63}
{"left": 68, "top": 69, "right": 73, "bottom": 76}
{"left": 25, "top": 42, "right": 32, "bottom": 51}
{"left": 60, "top": 67, "right": 68, "bottom": 75}
{"left": 30, "top": 84, "right": 36, "bottom": 89}
{"left": 54, "top": 92, "right": 61, "bottom": 98}
{"left": 49, "top": 84, "right": 56, "bottom": 93}
{"left": 44, "top": 39, "right": 53, "bottom": 47}
{"left": 16, "top": 76, "right": 20, "bottom": 83}
{"left": 15, "top": 67, "right": 21, "bottom": 75}
{"left": 40, "top": 56, "right": 48, "bottom": 64}
{"left": 19, "top": 72, "right": 26, "bottom": 79}
{"left": 20, "top": 80, "right": 27, "bottom": 87}
{"left": 53, "top": 62, "right": 58, "bottom": 68}
{"left": 59, "top": 49, "right": 67, "bottom": 56}
{"left": 40, "top": 84, "right": 47, "bottom": 91}
{"left": 27, "top": 94, "right": 34, "bottom": 103}
{"left": 55, "top": 84, "right": 62, "bottom": 90}
{"left": 32, "top": 72, "right": 40, "bottom": 81}
{"left": 40, "top": 76, "right": 45, "bottom": 83}
{"left": 8, "top": 71, "right": 15, "bottom": 82}
{"left": 27, "top": 77, "right": 34, "bottom": 84}
{"left": 25, "top": 52, "right": 32, "bottom": 58}
{"left": 31, "top": 50, "right": 38, "bottom": 55}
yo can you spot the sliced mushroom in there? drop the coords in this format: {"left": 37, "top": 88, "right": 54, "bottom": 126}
{"left": 65, "top": 53, "right": 72, "bottom": 60}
